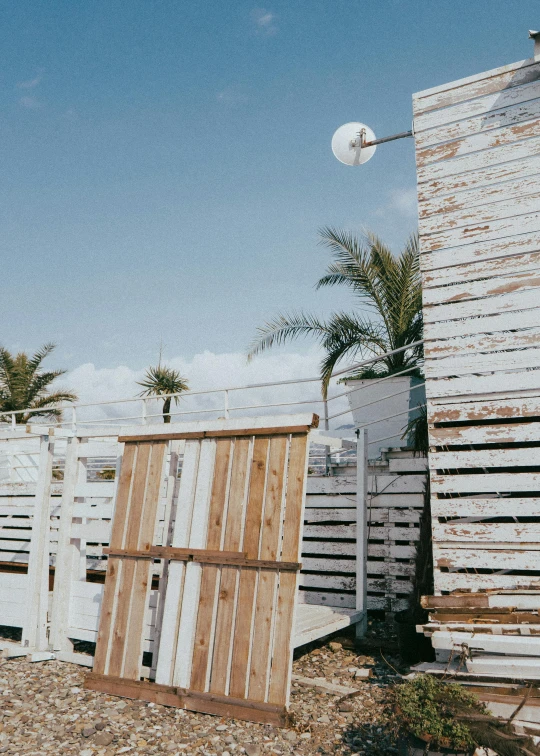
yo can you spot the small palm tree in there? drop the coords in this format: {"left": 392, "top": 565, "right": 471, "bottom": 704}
{"left": 0, "top": 343, "right": 78, "bottom": 424}
{"left": 137, "top": 365, "right": 190, "bottom": 423}
{"left": 248, "top": 227, "right": 423, "bottom": 396}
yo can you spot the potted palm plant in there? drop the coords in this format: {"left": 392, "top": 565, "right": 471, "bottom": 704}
{"left": 248, "top": 228, "right": 423, "bottom": 455}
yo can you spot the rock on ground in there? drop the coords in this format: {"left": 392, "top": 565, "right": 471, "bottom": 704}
{"left": 0, "top": 620, "right": 400, "bottom": 755}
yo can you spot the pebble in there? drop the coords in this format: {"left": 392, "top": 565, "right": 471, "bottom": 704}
{"left": 0, "top": 617, "right": 399, "bottom": 756}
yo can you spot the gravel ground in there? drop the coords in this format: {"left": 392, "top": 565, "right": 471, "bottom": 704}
{"left": 0, "top": 620, "right": 402, "bottom": 756}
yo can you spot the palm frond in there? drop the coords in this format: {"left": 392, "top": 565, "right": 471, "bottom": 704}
{"left": 247, "top": 311, "right": 331, "bottom": 360}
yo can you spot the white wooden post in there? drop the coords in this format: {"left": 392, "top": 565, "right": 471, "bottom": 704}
{"left": 356, "top": 428, "right": 368, "bottom": 639}
{"left": 150, "top": 440, "right": 180, "bottom": 677}
{"left": 49, "top": 435, "right": 79, "bottom": 652}
{"left": 23, "top": 432, "right": 54, "bottom": 651}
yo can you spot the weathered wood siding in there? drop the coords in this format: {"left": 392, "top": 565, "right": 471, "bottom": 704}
{"left": 302, "top": 450, "right": 428, "bottom": 613}
{"left": 413, "top": 56, "right": 540, "bottom": 596}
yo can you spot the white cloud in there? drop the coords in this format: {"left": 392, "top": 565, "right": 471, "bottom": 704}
{"left": 63, "top": 349, "right": 351, "bottom": 428}
{"left": 18, "top": 95, "right": 41, "bottom": 110}
{"left": 17, "top": 74, "right": 43, "bottom": 89}
{"left": 251, "top": 8, "right": 278, "bottom": 35}
{"left": 389, "top": 188, "right": 418, "bottom": 218}
{"left": 374, "top": 187, "right": 418, "bottom": 220}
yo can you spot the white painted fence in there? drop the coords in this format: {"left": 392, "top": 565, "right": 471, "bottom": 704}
{"left": 0, "top": 424, "right": 426, "bottom": 662}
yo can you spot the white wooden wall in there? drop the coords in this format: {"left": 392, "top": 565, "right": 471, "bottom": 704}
{"left": 414, "top": 55, "right": 540, "bottom": 596}
{"left": 301, "top": 449, "right": 427, "bottom": 614}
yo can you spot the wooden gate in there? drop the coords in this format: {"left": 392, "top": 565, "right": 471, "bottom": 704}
{"left": 85, "top": 414, "right": 316, "bottom": 725}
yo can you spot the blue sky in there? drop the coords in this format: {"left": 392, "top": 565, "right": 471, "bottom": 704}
{"left": 2, "top": 0, "right": 539, "bottom": 386}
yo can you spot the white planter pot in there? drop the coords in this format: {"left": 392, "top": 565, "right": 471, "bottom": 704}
{"left": 344, "top": 376, "right": 425, "bottom": 457}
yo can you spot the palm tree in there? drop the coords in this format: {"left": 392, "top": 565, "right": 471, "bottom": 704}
{"left": 248, "top": 227, "right": 423, "bottom": 396}
{"left": 137, "top": 365, "right": 190, "bottom": 423}
{"left": 0, "top": 343, "right": 78, "bottom": 424}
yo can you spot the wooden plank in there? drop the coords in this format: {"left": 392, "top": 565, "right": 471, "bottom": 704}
{"left": 423, "top": 268, "right": 540, "bottom": 310}
{"left": 416, "top": 90, "right": 540, "bottom": 149}
{"left": 228, "top": 437, "right": 269, "bottom": 699}
{"left": 431, "top": 472, "right": 540, "bottom": 494}
{"left": 123, "top": 442, "right": 166, "bottom": 680}
{"left": 106, "top": 442, "right": 152, "bottom": 678}
{"left": 427, "top": 370, "right": 540, "bottom": 400}
{"left": 304, "top": 524, "right": 355, "bottom": 538}
{"left": 209, "top": 437, "right": 250, "bottom": 696}
{"left": 421, "top": 232, "right": 540, "bottom": 278}
{"left": 417, "top": 120, "right": 540, "bottom": 170}
{"left": 424, "top": 328, "right": 540, "bottom": 359}
{"left": 430, "top": 447, "right": 540, "bottom": 469}
{"left": 84, "top": 673, "right": 288, "bottom": 726}
{"left": 172, "top": 439, "right": 217, "bottom": 689}
{"left": 428, "top": 396, "right": 540, "bottom": 424}
{"left": 413, "top": 59, "right": 540, "bottom": 117}
{"left": 424, "top": 285, "right": 538, "bottom": 324}
{"left": 190, "top": 438, "right": 232, "bottom": 693}
{"left": 154, "top": 439, "right": 201, "bottom": 686}
{"left": 431, "top": 630, "right": 540, "bottom": 657}
{"left": 120, "top": 426, "right": 312, "bottom": 442}
{"left": 432, "top": 497, "right": 540, "bottom": 519}
{"left": 49, "top": 436, "right": 80, "bottom": 652}
{"left": 248, "top": 436, "right": 288, "bottom": 702}
{"left": 418, "top": 136, "right": 540, "bottom": 185}
{"left": 92, "top": 442, "right": 137, "bottom": 675}
{"left": 419, "top": 155, "right": 540, "bottom": 205}
{"left": 434, "top": 572, "right": 537, "bottom": 593}
{"left": 23, "top": 434, "right": 53, "bottom": 651}
{"left": 433, "top": 546, "right": 540, "bottom": 572}
{"left": 433, "top": 521, "right": 540, "bottom": 544}
{"left": 268, "top": 434, "right": 308, "bottom": 706}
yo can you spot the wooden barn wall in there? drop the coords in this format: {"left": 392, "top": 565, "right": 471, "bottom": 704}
{"left": 413, "top": 56, "right": 540, "bottom": 595}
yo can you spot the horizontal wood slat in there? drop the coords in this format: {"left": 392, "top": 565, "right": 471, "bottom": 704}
{"left": 103, "top": 546, "right": 301, "bottom": 571}
{"left": 414, "top": 55, "right": 540, "bottom": 607}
